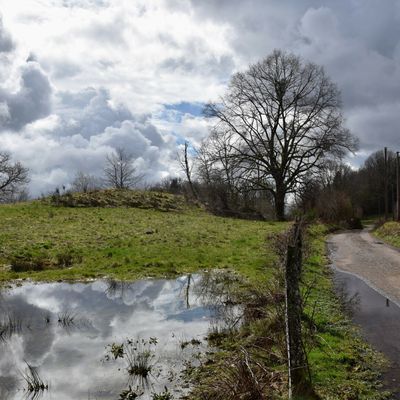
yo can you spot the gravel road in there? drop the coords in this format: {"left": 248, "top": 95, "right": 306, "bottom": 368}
{"left": 328, "top": 228, "right": 400, "bottom": 305}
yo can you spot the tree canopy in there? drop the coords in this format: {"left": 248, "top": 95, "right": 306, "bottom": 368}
{"left": 205, "top": 50, "right": 357, "bottom": 220}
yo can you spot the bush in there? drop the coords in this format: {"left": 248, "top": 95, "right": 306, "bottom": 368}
{"left": 316, "top": 190, "right": 354, "bottom": 223}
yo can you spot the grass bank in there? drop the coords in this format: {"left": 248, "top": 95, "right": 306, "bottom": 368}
{"left": 0, "top": 191, "right": 285, "bottom": 282}
{"left": 374, "top": 221, "right": 400, "bottom": 248}
{"left": 187, "top": 224, "right": 389, "bottom": 399}
{"left": 305, "top": 225, "right": 388, "bottom": 399}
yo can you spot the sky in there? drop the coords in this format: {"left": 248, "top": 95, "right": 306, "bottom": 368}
{"left": 0, "top": 0, "right": 400, "bottom": 196}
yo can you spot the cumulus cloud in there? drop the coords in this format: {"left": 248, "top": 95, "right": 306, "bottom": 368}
{"left": 54, "top": 88, "right": 133, "bottom": 139}
{"left": 153, "top": 103, "right": 211, "bottom": 149}
{"left": 0, "top": 0, "right": 232, "bottom": 113}
{"left": 0, "top": 61, "right": 52, "bottom": 130}
{"left": 0, "top": 87, "right": 176, "bottom": 195}
{"left": 0, "top": 15, "right": 53, "bottom": 132}
{"left": 1, "top": 0, "right": 400, "bottom": 195}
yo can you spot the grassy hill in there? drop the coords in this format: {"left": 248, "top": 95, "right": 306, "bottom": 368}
{"left": 0, "top": 190, "right": 285, "bottom": 282}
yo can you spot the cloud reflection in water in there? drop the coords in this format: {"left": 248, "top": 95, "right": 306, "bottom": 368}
{"left": 0, "top": 275, "right": 213, "bottom": 399}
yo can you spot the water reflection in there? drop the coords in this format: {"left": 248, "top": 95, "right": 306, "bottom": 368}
{"left": 0, "top": 276, "right": 215, "bottom": 400}
{"left": 333, "top": 269, "right": 400, "bottom": 399}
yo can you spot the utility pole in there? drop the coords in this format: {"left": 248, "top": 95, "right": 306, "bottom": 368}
{"left": 392, "top": 183, "right": 396, "bottom": 221}
{"left": 384, "top": 147, "right": 388, "bottom": 221}
{"left": 397, "top": 151, "right": 400, "bottom": 221}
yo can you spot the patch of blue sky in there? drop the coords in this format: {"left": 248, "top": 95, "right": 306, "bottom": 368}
{"left": 174, "top": 137, "right": 197, "bottom": 155}
{"left": 175, "top": 136, "right": 187, "bottom": 145}
{"left": 152, "top": 101, "right": 206, "bottom": 149}
{"left": 164, "top": 101, "right": 205, "bottom": 120}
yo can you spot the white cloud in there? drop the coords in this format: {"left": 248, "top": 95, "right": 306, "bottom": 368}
{"left": 0, "top": 86, "right": 177, "bottom": 195}
{"left": 1, "top": 0, "right": 400, "bottom": 195}
{"left": 0, "top": 0, "right": 233, "bottom": 112}
{"left": 0, "top": 15, "right": 14, "bottom": 53}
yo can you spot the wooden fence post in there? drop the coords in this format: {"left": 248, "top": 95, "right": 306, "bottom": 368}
{"left": 285, "top": 221, "right": 314, "bottom": 398}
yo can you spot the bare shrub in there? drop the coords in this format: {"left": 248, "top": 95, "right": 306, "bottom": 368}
{"left": 316, "top": 190, "right": 353, "bottom": 223}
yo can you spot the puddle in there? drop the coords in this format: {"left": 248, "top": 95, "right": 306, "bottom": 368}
{"left": 333, "top": 268, "right": 400, "bottom": 398}
{"left": 0, "top": 275, "right": 221, "bottom": 399}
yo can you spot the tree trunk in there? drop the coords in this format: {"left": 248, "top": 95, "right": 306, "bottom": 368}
{"left": 274, "top": 188, "right": 286, "bottom": 221}
{"left": 183, "top": 141, "right": 198, "bottom": 200}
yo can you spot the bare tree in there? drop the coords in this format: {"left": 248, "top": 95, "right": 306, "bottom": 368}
{"left": 71, "top": 171, "right": 101, "bottom": 193}
{"left": 104, "top": 148, "right": 143, "bottom": 189}
{"left": 205, "top": 50, "right": 357, "bottom": 220}
{"left": 178, "top": 141, "right": 198, "bottom": 199}
{"left": 0, "top": 151, "right": 29, "bottom": 202}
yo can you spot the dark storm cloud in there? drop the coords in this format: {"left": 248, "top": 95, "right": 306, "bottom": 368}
{"left": 182, "top": 0, "right": 400, "bottom": 57}
{"left": 0, "top": 62, "right": 52, "bottom": 130}
{"left": 170, "top": 0, "right": 400, "bottom": 158}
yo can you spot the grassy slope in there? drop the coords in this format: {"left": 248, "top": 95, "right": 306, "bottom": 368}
{"left": 374, "top": 221, "right": 400, "bottom": 248}
{"left": 0, "top": 200, "right": 285, "bottom": 282}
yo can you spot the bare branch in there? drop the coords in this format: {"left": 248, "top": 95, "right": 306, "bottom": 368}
{"left": 103, "top": 148, "right": 143, "bottom": 189}
{"left": 0, "top": 151, "right": 29, "bottom": 202}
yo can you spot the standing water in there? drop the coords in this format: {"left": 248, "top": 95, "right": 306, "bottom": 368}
{"left": 0, "top": 276, "right": 218, "bottom": 399}
{"left": 333, "top": 268, "right": 400, "bottom": 399}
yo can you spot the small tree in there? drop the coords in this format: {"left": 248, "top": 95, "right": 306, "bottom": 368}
{"left": 0, "top": 151, "right": 29, "bottom": 202}
{"left": 178, "top": 141, "right": 198, "bottom": 199}
{"left": 104, "top": 148, "right": 143, "bottom": 189}
{"left": 71, "top": 171, "right": 100, "bottom": 193}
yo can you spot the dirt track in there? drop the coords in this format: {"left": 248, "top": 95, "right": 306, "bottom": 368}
{"left": 328, "top": 228, "right": 400, "bottom": 397}
{"left": 328, "top": 228, "right": 400, "bottom": 305}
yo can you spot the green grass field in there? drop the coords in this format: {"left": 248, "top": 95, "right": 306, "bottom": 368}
{"left": 0, "top": 192, "right": 390, "bottom": 398}
{"left": 0, "top": 195, "right": 285, "bottom": 282}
